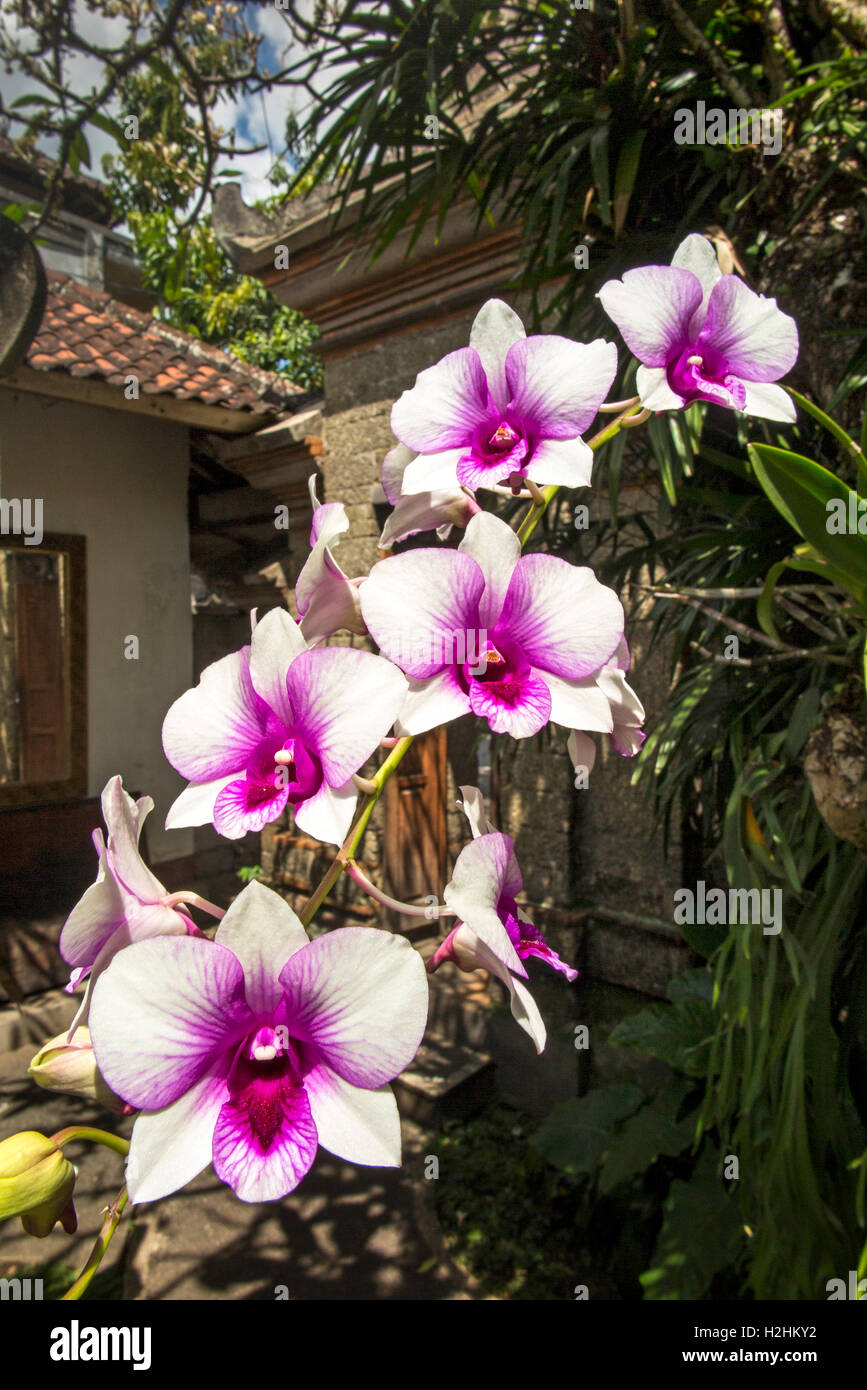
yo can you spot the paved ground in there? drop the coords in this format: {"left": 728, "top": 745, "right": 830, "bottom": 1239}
{"left": 0, "top": 1041, "right": 476, "bottom": 1301}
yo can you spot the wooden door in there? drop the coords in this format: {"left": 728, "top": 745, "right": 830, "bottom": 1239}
{"left": 383, "top": 728, "right": 447, "bottom": 927}
{"left": 16, "top": 581, "right": 67, "bottom": 783}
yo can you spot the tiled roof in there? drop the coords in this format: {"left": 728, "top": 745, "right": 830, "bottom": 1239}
{"left": 26, "top": 273, "right": 305, "bottom": 417}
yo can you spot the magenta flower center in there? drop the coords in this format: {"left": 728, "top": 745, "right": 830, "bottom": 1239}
{"left": 667, "top": 342, "right": 747, "bottom": 410}
{"left": 227, "top": 1023, "right": 303, "bottom": 1153}
{"left": 468, "top": 417, "right": 531, "bottom": 479}
{"left": 462, "top": 638, "right": 527, "bottom": 705}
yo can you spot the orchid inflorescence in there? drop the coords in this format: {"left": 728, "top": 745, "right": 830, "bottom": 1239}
{"left": 1, "top": 236, "right": 798, "bottom": 1295}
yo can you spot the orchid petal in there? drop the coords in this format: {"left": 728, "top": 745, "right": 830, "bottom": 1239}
{"left": 458, "top": 512, "right": 521, "bottom": 630}
{"left": 249, "top": 608, "right": 307, "bottom": 727}
{"left": 286, "top": 647, "right": 408, "bottom": 786}
{"left": 212, "top": 1070, "right": 318, "bottom": 1203}
{"left": 60, "top": 830, "right": 125, "bottom": 970}
{"left": 361, "top": 548, "right": 485, "bottom": 678}
{"left": 636, "top": 364, "right": 686, "bottom": 412}
{"left": 391, "top": 347, "right": 495, "bottom": 452}
{"left": 400, "top": 447, "right": 470, "bottom": 495}
{"left": 215, "top": 880, "right": 310, "bottom": 1014}
{"left": 379, "top": 489, "right": 471, "bottom": 548}
{"left": 213, "top": 777, "right": 289, "bottom": 839}
{"left": 456, "top": 785, "right": 496, "bottom": 838}
{"left": 671, "top": 233, "right": 722, "bottom": 329}
{"left": 524, "top": 435, "right": 595, "bottom": 488}
{"left": 443, "top": 836, "right": 525, "bottom": 976}
{"left": 165, "top": 774, "right": 237, "bottom": 831}
{"left": 293, "top": 778, "right": 357, "bottom": 846}
{"left": 101, "top": 777, "right": 166, "bottom": 903}
{"left": 301, "top": 1053, "right": 402, "bottom": 1167}
{"left": 700, "top": 275, "right": 799, "bottom": 382}
{"left": 279, "top": 929, "right": 428, "bottom": 1089}
{"left": 89, "top": 936, "right": 248, "bottom": 1111}
{"left": 469, "top": 298, "right": 527, "bottom": 413}
{"left": 543, "top": 672, "right": 615, "bottom": 732}
{"left": 381, "top": 442, "right": 415, "bottom": 505}
{"left": 394, "top": 669, "right": 471, "bottom": 736}
{"left": 566, "top": 729, "right": 597, "bottom": 777}
{"left": 499, "top": 554, "right": 623, "bottom": 679}
{"left": 455, "top": 928, "right": 546, "bottom": 1053}
{"left": 162, "top": 647, "right": 266, "bottom": 783}
{"left": 505, "top": 336, "right": 617, "bottom": 438}
{"left": 125, "top": 1067, "right": 228, "bottom": 1204}
{"left": 598, "top": 265, "right": 702, "bottom": 368}
{"left": 739, "top": 380, "right": 797, "bottom": 422}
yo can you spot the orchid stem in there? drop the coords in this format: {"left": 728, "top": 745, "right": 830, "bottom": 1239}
{"left": 60, "top": 1184, "right": 128, "bottom": 1301}
{"left": 298, "top": 737, "right": 415, "bottom": 927}
{"left": 345, "top": 860, "right": 457, "bottom": 919}
{"left": 51, "top": 1127, "right": 131, "bottom": 1158}
{"left": 162, "top": 890, "right": 226, "bottom": 919}
{"left": 514, "top": 400, "right": 646, "bottom": 548}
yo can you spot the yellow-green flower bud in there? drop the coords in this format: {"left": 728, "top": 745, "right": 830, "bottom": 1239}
{"left": 29, "top": 1027, "right": 126, "bottom": 1112}
{"left": 0, "top": 1131, "right": 77, "bottom": 1236}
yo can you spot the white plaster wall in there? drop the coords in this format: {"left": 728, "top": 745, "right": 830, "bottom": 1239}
{"left": 0, "top": 390, "right": 194, "bottom": 863}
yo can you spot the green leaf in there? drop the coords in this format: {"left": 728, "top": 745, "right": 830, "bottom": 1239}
{"left": 532, "top": 1083, "right": 645, "bottom": 1175}
{"left": 609, "top": 997, "right": 714, "bottom": 1075}
{"left": 787, "top": 387, "right": 867, "bottom": 476}
{"left": 748, "top": 443, "right": 867, "bottom": 604}
{"left": 598, "top": 1079, "right": 696, "bottom": 1194}
{"left": 756, "top": 558, "right": 789, "bottom": 642}
{"left": 784, "top": 685, "right": 821, "bottom": 759}
{"left": 86, "top": 112, "right": 124, "bottom": 141}
{"left": 612, "top": 130, "right": 646, "bottom": 238}
{"left": 589, "top": 124, "right": 611, "bottom": 226}
{"left": 640, "top": 1148, "right": 744, "bottom": 1299}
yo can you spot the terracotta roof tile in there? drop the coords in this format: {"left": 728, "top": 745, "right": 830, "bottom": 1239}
{"left": 26, "top": 273, "right": 306, "bottom": 418}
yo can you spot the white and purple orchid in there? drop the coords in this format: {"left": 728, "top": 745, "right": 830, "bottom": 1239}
{"left": 88, "top": 881, "right": 428, "bottom": 1204}
{"left": 598, "top": 233, "right": 798, "bottom": 421}
{"left": 360, "top": 510, "right": 625, "bottom": 739}
{"left": 428, "top": 828, "right": 568, "bottom": 1056}
{"left": 391, "top": 299, "right": 618, "bottom": 495}
{"left": 162, "top": 607, "right": 408, "bottom": 845}
{"left": 59, "top": 776, "right": 196, "bottom": 1030}
{"left": 375, "top": 442, "right": 482, "bottom": 548}
{"left": 295, "top": 478, "right": 367, "bottom": 644}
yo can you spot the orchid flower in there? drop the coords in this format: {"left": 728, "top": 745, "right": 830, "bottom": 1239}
{"left": 163, "top": 607, "right": 408, "bottom": 845}
{"left": 375, "top": 442, "right": 482, "bottom": 548}
{"left": 59, "top": 776, "right": 195, "bottom": 1031}
{"left": 453, "top": 783, "right": 578, "bottom": 982}
{"left": 597, "top": 233, "right": 798, "bottom": 421}
{"left": 391, "top": 299, "right": 618, "bottom": 494}
{"left": 295, "top": 477, "right": 368, "bottom": 644}
{"left": 360, "top": 510, "right": 625, "bottom": 739}
{"left": 564, "top": 638, "right": 646, "bottom": 779}
{"left": 427, "top": 831, "right": 555, "bottom": 1055}
{"left": 88, "top": 881, "right": 428, "bottom": 1204}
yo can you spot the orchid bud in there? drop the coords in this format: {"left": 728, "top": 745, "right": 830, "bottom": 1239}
{"left": 0, "top": 1131, "right": 77, "bottom": 1236}
{"left": 28, "top": 1027, "right": 128, "bottom": 1113}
